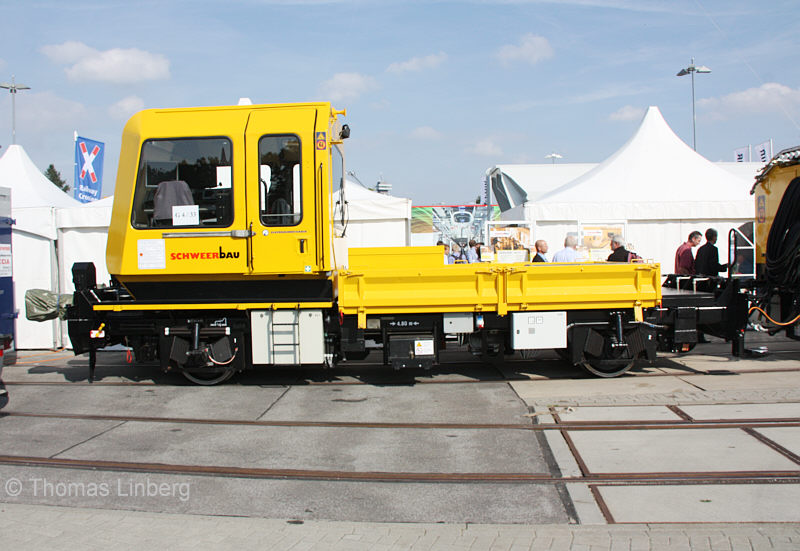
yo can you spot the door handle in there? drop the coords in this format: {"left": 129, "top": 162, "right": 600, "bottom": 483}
{"left": 299, "top": 239, "right": 306, "bottom": 253}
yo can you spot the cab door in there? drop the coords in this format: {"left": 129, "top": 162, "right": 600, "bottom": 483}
{"left": 245, "top": 107, "right": 320, "bottom": 275}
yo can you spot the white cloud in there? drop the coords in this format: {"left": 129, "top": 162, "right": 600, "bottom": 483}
{"left": 318, "top": 72, "right": 378, "bottom": 102}
{"left": 387, "top": 52, "right": 447, "bottom": 74}
{"left": 411, "top": 126, "right": 443, "bottom": 140}
{"left": 41, "top": 41, "right": 95, "bottom": 64}
{"left": 609, "top": 105, "right": 645, "bottom": 121}
{"left": 698, "top": 83, "right": 800, "bottom": 120}
{"left": 497, "top": 33, "right": 553, "bottom": 66}
{"left": 469, "top": 139, "right": 503, "bottom": 157}
{"left": 41, "top": 41, "right": 170, "bottom": 83}
{"left": 109, "top": 95, "right": 145, "bottom": 120}
{"left": 14, "top": 91, "right": 87, "bottom": 133}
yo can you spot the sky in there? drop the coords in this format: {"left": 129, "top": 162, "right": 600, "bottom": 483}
{"left": 0, "top": 0, "right": 799, "bottom": 205}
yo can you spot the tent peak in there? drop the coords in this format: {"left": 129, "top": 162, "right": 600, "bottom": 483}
{"left": 0, "top": 143, "right": 80, "bottom": 208}
{"left": 536, "top": 105, "right": 752, "bottom": 205}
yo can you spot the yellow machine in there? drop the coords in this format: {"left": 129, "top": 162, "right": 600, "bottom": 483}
{"left": 747, "top": 146, "right": 800, "bottom": 336}
{"left": 752, "top": 148, "right": 800, "bottom": 271}
{"left": 68, "top": 102, "right": 665, "bottom": 384}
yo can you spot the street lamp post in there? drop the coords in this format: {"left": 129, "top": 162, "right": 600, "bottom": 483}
{"left": 0, "top": 75, "right": 31, "bottom": 145}
{"left": 676, "top": 58, "right": 711, "bottom": 151}
{"left": 544, "top": 152, "right": 563, "bottom": 165}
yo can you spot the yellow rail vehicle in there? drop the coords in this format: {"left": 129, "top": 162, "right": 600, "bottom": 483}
{"left": 69, "top": 102, "right": 665, "bottom": 384}
{"left": 748, "top": 146, "right": 800, "bottom": 337}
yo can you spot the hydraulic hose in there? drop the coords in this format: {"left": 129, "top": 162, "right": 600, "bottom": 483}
{"left": 765, "top": 177, "right": 800, "bottom": 288}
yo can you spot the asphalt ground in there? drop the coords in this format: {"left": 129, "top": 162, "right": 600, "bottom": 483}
{"left": 0, "top": 336, "right": 799, "bottom": 549}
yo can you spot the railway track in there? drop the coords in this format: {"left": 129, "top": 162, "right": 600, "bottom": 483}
{"left": 1, "top": 406, "right": 798, "bottom": 485}
{"left": 0, "top": 453, "right": 796, "bottom": 485}
{"left": 2, "top": 409, "right": 800, "bottom": 432}
{"left": 2, "top": 380, "right": 799, "bottom": 525}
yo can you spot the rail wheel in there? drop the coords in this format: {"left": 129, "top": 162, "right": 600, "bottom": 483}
{"left": 580, "top": 333, "right": 637, "bottom": 378}
{"left": 581, "top": 357, "right": 635, "bottom": 378}
{"left": 180, "top": 366, "right": 235, "bottom": 385}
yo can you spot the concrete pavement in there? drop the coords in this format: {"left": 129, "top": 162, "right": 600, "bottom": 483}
{"left": 3, "top": 503, "right": 800, "bottom": 550}
{"left": 2, "top": 347, "right": 800, "bottom": 549}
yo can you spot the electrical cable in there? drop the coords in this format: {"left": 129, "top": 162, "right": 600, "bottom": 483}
{"left": 206, "top": 346, "right": 238, "bottom": 366}
{"left": 748, "top": 306, "right": 800, "bottom": 327}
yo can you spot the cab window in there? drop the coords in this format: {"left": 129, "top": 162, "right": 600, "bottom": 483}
{"left": 131, "top": 137, "right": 233, "bottom": 228}
{"left": 259, "top": 135, "right": 301, "bottom": 226}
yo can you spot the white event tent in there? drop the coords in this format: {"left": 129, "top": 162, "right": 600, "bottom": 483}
{"left": 333, "top": 178, "right": 411, "bottom": 248}
{"left": 0, "top": 145, "right": 83, "bottom": 349}
{"left": 500, "top": 106, "right": 759, "bottom": 272}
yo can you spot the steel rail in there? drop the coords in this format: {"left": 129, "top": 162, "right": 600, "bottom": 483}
{"left": 3, "top": 410, "right": 800, "bottom": 432}
{"left": 0, "top": 454, "right": 797, "bottom": 485}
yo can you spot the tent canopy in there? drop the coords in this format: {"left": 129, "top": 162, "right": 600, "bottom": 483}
{"left": 335, "top": 178, "right": 411, "bottom": 221}
{"left": 0, "top": 145, "right": 80, "bottom": 209}
{"left": 489, "top": 163, "right": 597, "bottom": 205}
{"left": 532, "top": 106, "right": 755, "bottom": 220}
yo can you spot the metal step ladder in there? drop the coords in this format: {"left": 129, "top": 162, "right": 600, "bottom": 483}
{"left": 270, "top": 308, "right": 300, "bottom": 364}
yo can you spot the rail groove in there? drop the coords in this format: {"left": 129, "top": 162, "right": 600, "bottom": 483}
{"left": 0, "top": 454, "right": 797, "bottom": 485}
{"left": 3, "top": 410, "right": 800, "bottom": 432}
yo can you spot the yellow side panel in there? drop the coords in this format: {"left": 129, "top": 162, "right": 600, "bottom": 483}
{"left": 339, "top": 248, "right": 662, "bottom": 321}
{"left": 339, "top": 263, "right": 503, "bottom": 315}
{"left": 505, "top": 263, "right": 661, "bottom": 310}
{"left": 754, "top": 166, "right": 800, "bottom": 267}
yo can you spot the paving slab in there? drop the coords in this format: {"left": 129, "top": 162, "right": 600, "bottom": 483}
{"left": 680, "top": 371, "right": 800, "bottom": 392}
{"left": 754, "top": 427, "right": 800, "bottom": 457}
{"left": 552, "top": 405, "right": 681, "bottom": 422}
{"left": 53, "top": 420, "right": 550, "bottom": 474}
{"left": 4, "top": 350, "right": 172, "bottom": 384}
{"left": 596, "top": 483, "right": 800, "bottom": 523}
{"left": 0, "top": 466, "right": 569, "bottom": 523}
{"left": 657, "top": 356, "right": 800, "bottom": 374}
{"left": 566, "top": 428, "right": 799, "bottom": 473}
{"left": 510, "top": 376, "right": 697, "bottom": 406}
{"left": 2, "top": 384, "right": 288, "bottom": 420}
{"left": 0, "top": 416, "right": 122, "bottom": 457}
{"left": 542, "top": 430, "right": 581, "bottom": 478}
{"left": 263, "top": 382, "right": 530, "bottom": 425}
{"left": 565, "top": 483, "right": 606, "bottom": 525}
{"left": 680, "top": 403, "right": 800, "bottom": 420}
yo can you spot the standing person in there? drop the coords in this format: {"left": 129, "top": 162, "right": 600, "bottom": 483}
{"left": 552, "top": 235, "right": 579, "bottom": 262}
{"left": 695, "top": 228, "right": 728, "bottom": 276}
{"left": 607, "top": 235, "right": 639, "bottom": 262}
{"left": 532, "top": 239, "right": 549, "bottom": 262}
{"left": 466, "top": 240, "right": 480, "bottom": 263}
{"left": 450, "top": 244, "right": 467, "bottom": 263}
{"left": 438, "top": 241, "right": 454, "bottom": 265}
{"left": 674, "top": 231, "right": 702, "bottom": 275}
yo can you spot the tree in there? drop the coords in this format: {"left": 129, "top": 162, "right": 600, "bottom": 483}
{"left": 44, "top": 164, "right": 70, "bottom": 193}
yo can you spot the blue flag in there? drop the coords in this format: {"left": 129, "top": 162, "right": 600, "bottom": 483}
{"left": 74, "top": 136, "right": 104, "bottom": 203}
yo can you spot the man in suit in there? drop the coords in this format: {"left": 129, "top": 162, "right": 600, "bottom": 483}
{"left": 695, "top": 228, "right": 728, "bottom": 276}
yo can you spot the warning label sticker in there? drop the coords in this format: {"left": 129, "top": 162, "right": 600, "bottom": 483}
{"left": 315, "top": 132, "right": 327, "bottom": 150}
{"left": 414, "top": 340, "right": 434, "bottom": 356}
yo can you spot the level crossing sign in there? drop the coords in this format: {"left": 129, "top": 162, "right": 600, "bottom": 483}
{"left": 74, "top": 135, "right": 104, "bottom": 203}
